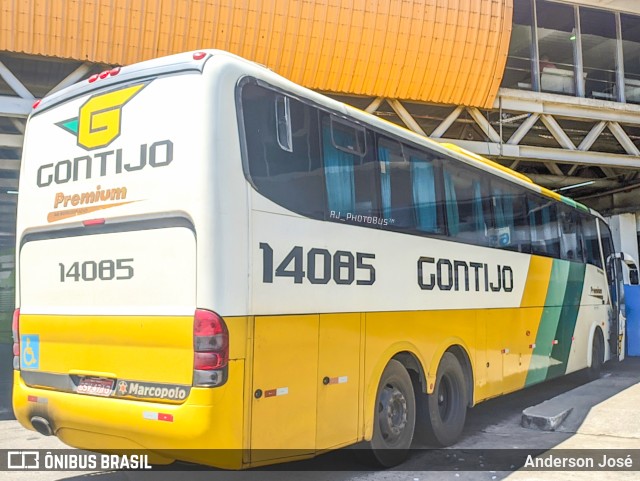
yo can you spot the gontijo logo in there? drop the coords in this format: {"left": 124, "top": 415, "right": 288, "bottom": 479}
{"left": 56, "top": 83, "right": 146, "bottom": 150}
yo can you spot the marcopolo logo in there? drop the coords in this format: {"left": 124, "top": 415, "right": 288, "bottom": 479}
{"left": 56, "top": 83, "right": 146, "bottom": 150}
{"left": 116, "top": 380, "right": 189, "bottom": 401}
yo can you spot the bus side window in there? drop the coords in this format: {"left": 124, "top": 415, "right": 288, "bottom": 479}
{"left": 528, "top": 195, "right": 560, "bottom": 258}
{"left": 408, "top": 149, "right": 442, "bottom": 234}
{"left": 491, "top": 181, "right": 530, "bottom": 253}
{"left": 377, "top": 138, "right": 416, "bottom": 229}
{"left": 442, "top": 163, "right": 492, "bottom": 246}
{"left": 322, "top": 115, "right": 379, "bottom": 223}
{"left": 600, "top": 220, "right": 615, "bottom": 265}
{"left": 241, "top": 83, "right": 325, "bottom": 219}
{"left": 558, "top": 205, "right": 583, "bottom": 262}
{"left": 275, "top": 95, "right": 293, "bottom": 152}
{"left": 580, "top": 214, "right": 603, "bottom": 269}
{"left": 376, "top": 138, "right": 443, "bottom": 234}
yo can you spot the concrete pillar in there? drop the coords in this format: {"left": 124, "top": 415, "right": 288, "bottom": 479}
{"left": 609, "top": 214, "right": 639, "bottom": 262}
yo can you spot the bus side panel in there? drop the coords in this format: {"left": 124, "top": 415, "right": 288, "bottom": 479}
{"left": 565, "top": 263, "right": 612, "bottom": 373}
{"left": 524, "top": 258, "right": 605, "bottom": 386}
{"left": 316, "top": 313, "right": 361, "bottom": 450}
{"left": 250, "top": 315, "right": 319, "bottom": 461}
{"left": 524, "top": 259, "right": 570, "bottom": 385}
{"left": 479, "top": 307, "right": 544, "bottom": 399}
{"left": 478, "top": 255, "right": 552, "bottom": 400}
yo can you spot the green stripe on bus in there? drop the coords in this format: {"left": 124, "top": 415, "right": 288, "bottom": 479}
{"left": 546, "top": 262, "right": 586, "bottom": 379}
{"left": 560, "top": 195, "right": 589, "bottom": 212}
{"left": 525, "top": 260, "right": 570, "bottom": 386}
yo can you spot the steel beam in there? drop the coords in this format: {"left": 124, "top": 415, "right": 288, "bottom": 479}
{"left": 364, "top": 97, "right": 384, "bottom": 114}
{"left": 430, "top": 106, "right": 464, "bottom": 138}
{"left": 507, "top": 113, "right": 540, "bottom": 145}
{"left": 0, "top": 134, "right": 23, "bottom": 148}
{"left": 10, "top": 118, "right": 25, "bottom": 134}
{"left": 578, "top": 181, "right": 640, "bottom": 201}
{"left": 0, "top": 159, "right": 20, "bottom": 171}
{"left": 432, "top": 139, "right": 518, "bottom": 157}
{"left": 0, "top": 60, "right": 33, "bottom": 99}
{"left": 436, "top": 138, "right": 640, "bottom": 169}
{"left": 519, "top": 145, "right": 640, "bottom": 169}
{"left": 540, "top": 114, "right": 576, "bottom": 150}
{"left": 496, "top": 88, "right": 640, "bottom": 125}
{"left": 578, "top": 121, "right": 607, "bottom": 151}
{"left": 526, "top": 174, "right": 620, "bottom": 189}
{"left": 543, "top": 161, "right": 564, "bottom": 176}
{"left": 0, "top": 178, "right": 18, "bottom": 189}
{"left": 0, "top": 193, "right": 18, "bottom": 204}
{"left": 47, "top": 63, "right": 93, "bottom": 95}
{"left": 387, "top": 99, "right": 427, "bottom": 136}
{"left": 0, "top": 96, "right": 32, "bottom": 117}
{"left": 466, "top": 107, "right": 502, "bottom": 143}
{"left": 506, "top": 113, "right": 540, "bottom": 145}
{"left": 607, "top": 122, "right": 640, "bottom": 156}
{"left": 0, "top": 204, "right": 17, "bottom": 214}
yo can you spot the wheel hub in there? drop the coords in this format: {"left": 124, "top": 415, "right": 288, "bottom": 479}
{"left": 378, "top": 384, "right": 408, "bottom": 443}
{"left": 437, "top": 376, "right": 452, "bottom": 420}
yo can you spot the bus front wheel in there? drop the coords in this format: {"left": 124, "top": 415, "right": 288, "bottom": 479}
{"left": 587, "top": 330, "right": 604, "bottom": 381}
{"left": 366, "top": 359, "right": 416, "bottom": 467}
{"left": 418, "top": 352, "right": 467, "bottom": 446}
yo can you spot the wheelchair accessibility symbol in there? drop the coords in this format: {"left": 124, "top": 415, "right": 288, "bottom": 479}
{"left": 21, "top": 335, "right": 39, "bottom": 370}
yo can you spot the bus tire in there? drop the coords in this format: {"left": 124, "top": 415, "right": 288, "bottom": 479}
{"left": 418, "top": 352, "right": 467, "bottom": 447}
{"left": 364, "top": 359, "right": 416, "bottom": 467}
{"left": 587, "top": 329, "right": 604, "bottom": 381}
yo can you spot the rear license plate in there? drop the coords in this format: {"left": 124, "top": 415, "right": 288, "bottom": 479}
{"left": 77, "top": 377, "right": 115, "bottom": 397}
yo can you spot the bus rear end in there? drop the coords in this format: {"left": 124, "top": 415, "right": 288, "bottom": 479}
{"left": 12, "top": 52, "right": 246, "bottom": 468}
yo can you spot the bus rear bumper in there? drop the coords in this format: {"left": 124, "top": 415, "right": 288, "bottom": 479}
{"left": 12, "top": 361, "right": 245, "bottom": 469}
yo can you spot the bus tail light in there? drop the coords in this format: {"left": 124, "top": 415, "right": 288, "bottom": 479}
{"left": 193, "top": 309, "right": 228, "bottom": 387}
{"left": 12, "top": 309, "right": 20, "bottom": 370}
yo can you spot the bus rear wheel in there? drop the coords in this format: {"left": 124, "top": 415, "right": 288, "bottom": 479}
{"left": 365, "top": 359, "right": 416, "bottom": 467}
{"left": 417, "top": 352, "right": 467, "bottom": 447}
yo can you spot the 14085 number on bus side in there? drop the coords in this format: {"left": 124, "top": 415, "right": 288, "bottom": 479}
{"left": 259, "top": 243, "right": 375, "bottom": 286}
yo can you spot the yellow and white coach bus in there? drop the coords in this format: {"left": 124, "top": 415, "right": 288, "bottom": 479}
{"left": 12, "top": 50, "right": 636, "bottom": 468}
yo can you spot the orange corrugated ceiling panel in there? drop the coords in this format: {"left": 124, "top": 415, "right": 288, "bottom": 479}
{"left": 0, "top": 0, "right": 513, "bottom": 108}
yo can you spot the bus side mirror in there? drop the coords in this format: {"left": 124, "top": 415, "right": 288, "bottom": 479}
{"left": 616, "top": 252, "right": 640, "bottom": 285}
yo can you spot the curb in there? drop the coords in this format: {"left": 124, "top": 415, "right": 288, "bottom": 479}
{"left": 521, "top": 406, "right": 573, "bottom": 431}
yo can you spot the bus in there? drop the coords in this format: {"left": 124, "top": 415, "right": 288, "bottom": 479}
{"left": 12, "top": 50, "right": 635, "bottom": 469}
